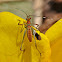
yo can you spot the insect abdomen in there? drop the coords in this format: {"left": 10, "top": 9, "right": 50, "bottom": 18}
{"left": 27, "top": 27, "right": 32, "bottom": 42}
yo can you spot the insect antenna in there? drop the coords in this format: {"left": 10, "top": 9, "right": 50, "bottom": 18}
{"left": 15, "top": 8, "right": 28, "bottom": 17}
{"left": 29, "top": 15, "right": 47, "bottom": 19}
{"left": 29, "top": 15, "right": 54, "bottom": 20}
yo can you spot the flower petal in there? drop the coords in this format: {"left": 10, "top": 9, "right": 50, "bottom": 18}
{"left": 45, "top": 19, "right": 62, "bottom": 45}
{"left": 0, "top": 12, "right": 51, "bottom": 62}
{"left": 45, "top": 19, "right": 62, "bottom": 62}
{"left": 0, "top": 12, "right": 26, "bottom": 62}
{"left": 32, "top": 26, "right": 51, "bottom": 62}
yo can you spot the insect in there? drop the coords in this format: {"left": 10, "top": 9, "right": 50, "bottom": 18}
{"left": 18, "top": 16, "right": 39, "bottom": 48}
{"left": 16, "top": 9, "right": 41, "bottom": 56}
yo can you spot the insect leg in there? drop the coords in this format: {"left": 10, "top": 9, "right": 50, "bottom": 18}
{"left": 18, "top": 21, "right": 24, "bottom": 32}
{"left": 16, "top": 20, "right": 27, "bottom": 45}
{"left": 32, "top": 28, "right": 41, "bottom": 56}
{"left": 35, "top": 24, "right": 39, "bottom": 29}
{"left": 16, "top": 24, "right": 24, "bottom": 46}
{"left": 31, "top": 23, "right": 39, "bottom": 29}
{"left": 18, "top": 20, "right": 27, "bottom": 32}
{"left": 20, "top": 29, "right": 26, "bottom": 51}
{"left": 33, "top": 28, "right": 37, "bottom": 47}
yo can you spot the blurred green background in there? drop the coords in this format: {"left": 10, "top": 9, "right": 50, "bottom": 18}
{"left": 0, "top": 1, "right": 33, "bottom": 20}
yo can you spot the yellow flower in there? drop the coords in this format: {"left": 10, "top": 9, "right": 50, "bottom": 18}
{"left": 45, "top": 19, "right": 62, "bottom": 62}
{"left": 0, "top": 12, "right": 51, "bottom": 62}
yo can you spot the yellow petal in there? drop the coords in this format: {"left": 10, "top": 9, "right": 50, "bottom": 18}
{"left": 45, "top": 19, "right": 62, "bottom": 45}
{"left": 32, "top": 26, "right": 51, "bottom": 62}
{"left": 45, "top": 19, "right": 62, "bottom": 62}
{"left": 0, "top": 12, "right": 51, "bottom": 62}
{"left": 0, "top": 12, "right": 26, "bottom": 62}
